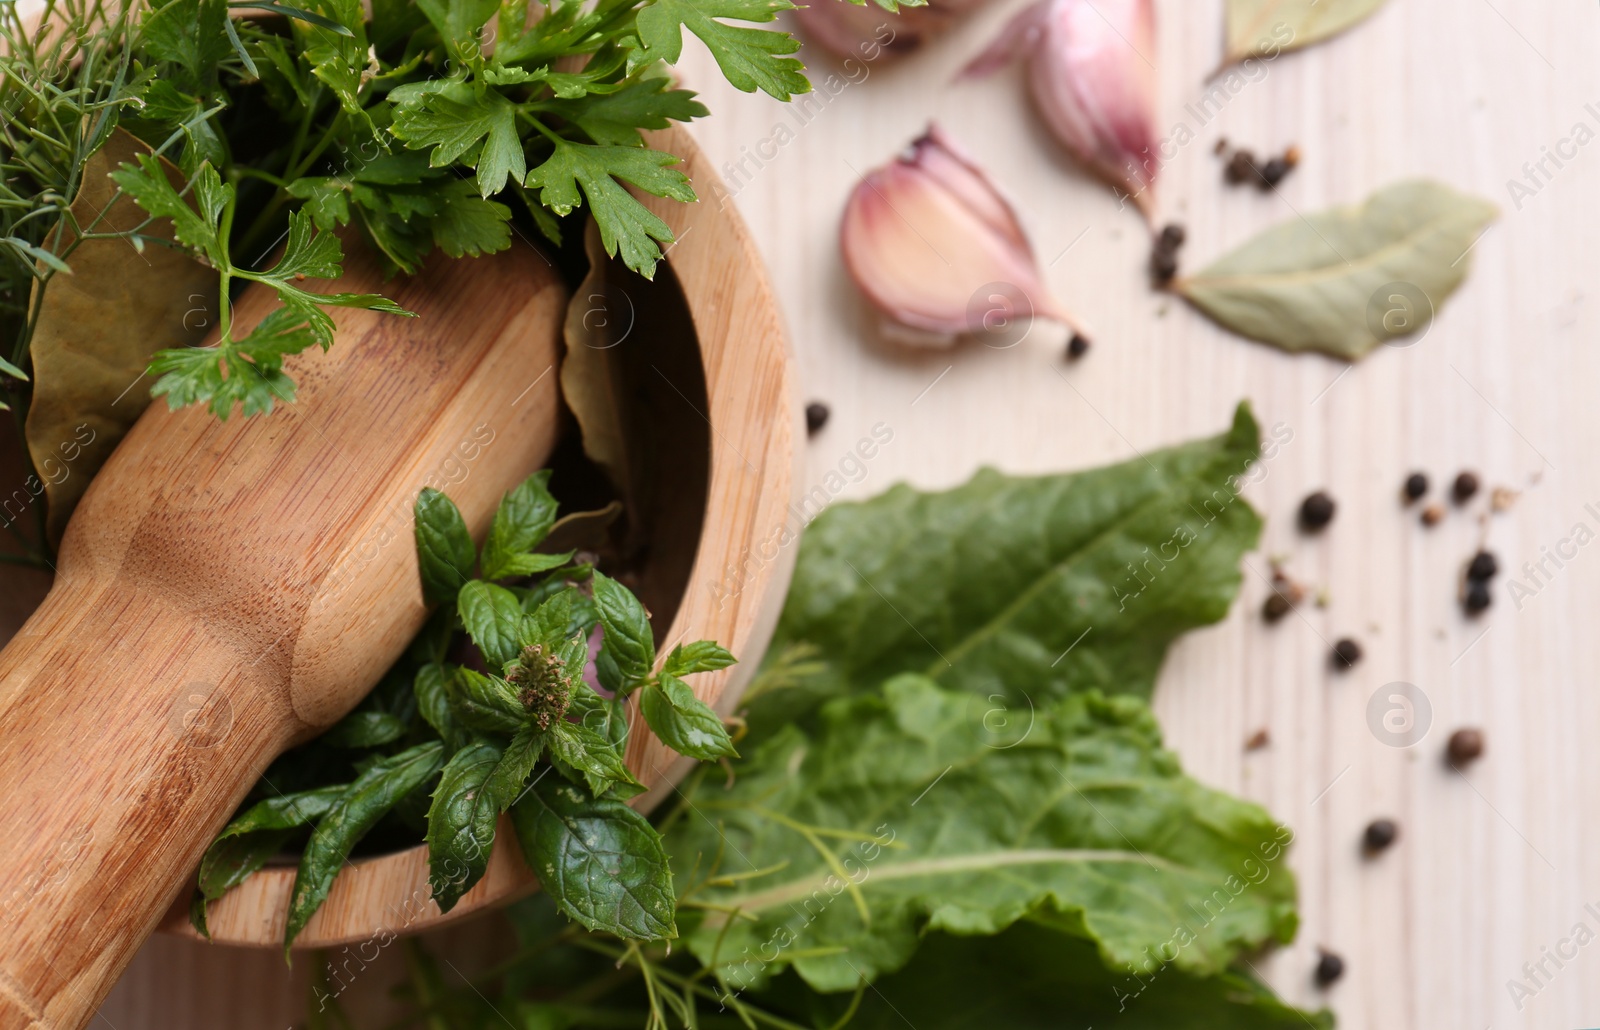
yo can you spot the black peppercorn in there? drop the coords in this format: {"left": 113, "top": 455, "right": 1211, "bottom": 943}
{"left": 1452, "top": 471, "right": 1480, "bottom": 504}
{"left": 1159, "top": 223, "right": 1186, "bottom": 250}
{"left": 1299, "top": 491, "right": 1336, "bottom": 531}
{"left": 1066, "top": 333, "right": 1090, "bottom": 360}
{"left": 1258, "top": 157, "right": 1291, "bottom": 189}
{"left": 1331, "top": 637, "right": 1362, "bottom": 668}
{"left": 1464, "top": 579, "right": 1492, "bottom": 615}
{"left": 804, "top": 402, "right": 830, "bottom": 437}
{"left": 1363, "top": 818, "right": 1399, "bottom": 852}
{"left": 1403, "top": 472, "right": 1428, "bottom": 503}
{"left": 1447, "top": 728, "right": 1485, "bottom": 766}
{"left": 1467, "top": 550, "right": 1498, "bottom": 581}
{"left": 1262, "top": 592, "right": 1292, "bottom": 622}
{"left": 1314, "top": 949, "right": 1345, "bottom": 987}
{"left": 1225, "top": 149, "right": 1257, "bottom": 185}
{"left": 1150, "top": 249, "right": 1179, "bottom": 284}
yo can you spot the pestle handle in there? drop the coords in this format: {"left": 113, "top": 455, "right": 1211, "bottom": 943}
{"left": 0, "top": 238, "right": 567, "bottom": 1029}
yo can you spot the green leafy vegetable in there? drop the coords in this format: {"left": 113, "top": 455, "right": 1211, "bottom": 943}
{"left": 777, "top": 921, "right": 1334, "bottom": 1029}
{"left": 1177, "top": 181, "right": 1498, "bottom": 359}
{"left": 670, "top": 675, "right": 1299, "bottom": 992}
{"left": 480, "top": 471, "right": 561, "bottom": 580}
{"left": 758, "top": 403, "right": 1263, "bottom": 736}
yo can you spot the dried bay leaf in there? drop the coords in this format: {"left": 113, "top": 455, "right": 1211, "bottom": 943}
{"left": 24, "top": 127, "right": 215, "bottom": 544}
{"left": 1177, "top": 179, "right": 1498, "bottom": 360}
{"left": 1225, "top": 0, "right": 1388, "bottom": 65}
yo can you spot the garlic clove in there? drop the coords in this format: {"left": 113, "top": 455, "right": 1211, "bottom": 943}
{"left": 841, "top": 124, "right": 1084, "bottom": 346}
{"left": 795, "top": 0, "right": 993, "bottom": 65}
{"left": 963, "top": 0, "right": 1159, "bottom": 220}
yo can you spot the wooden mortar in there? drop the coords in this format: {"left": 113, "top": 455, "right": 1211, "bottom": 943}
{"left": 0, "top": 123, "right": 797, "bottom": 1025}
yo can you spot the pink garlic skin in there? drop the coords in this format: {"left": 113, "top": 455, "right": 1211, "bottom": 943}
{"left": 840, "top": 124, "right": 1078, "bottom": 343}
{"left": 965, "top": 0, "right": 1159, "bottom": 219}
{"left": 794, "top": 0, "right": 992, "bottom": 64}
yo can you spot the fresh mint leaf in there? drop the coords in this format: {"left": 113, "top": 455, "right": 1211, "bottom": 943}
{"left": 414, "top": 662, "right": 465, "bottom": 750}
{"left": 662, "top": 640, "right": 737, "bottom": 677}
{"left": 414, "top": 487, "right": 476, "bottom": 603}
{"left": 321, "top": 710, "right": 406, "bottom": 748}
{"left": 284, "top": 741, "right": 446, "bottom": 954}
{"left": 447, "top": 668, "right": 526, "bottom": 734}
{"left": 459, "top": 580, "right": 526, "bottom": 668}
{"left": 511, "top": 779, "right": 677, "bottom": 941}
{"left": 523, "top": 140, "right": 694, "bottom": 278}
{"left": 191, "top": 785, "right": 345, "bottom": 937}
{"left": 484, "top": 722, "right": 548, "bottom": 808}
{"left": 548, "top": 719, "right": 644, "bottom": 799}
{"left": 639, "top": 673, "right": 736, "bottom": 760}
{"left": 426, "top": 740, "right": 504, "bottom": 912}
{"left": 480, "top": 471, "right": 561, "bottom": 580}
{"left": 757, "top": 403, "right": 1263, "bottom": 735}
{"left": 670, "top": 675, "right": 1299, "bottom": 992}
{"left": 632, "top": 0, "right": 809, "bottom": 100}
{"left": 591, "top": 571, "right": 655, "bottom": 688}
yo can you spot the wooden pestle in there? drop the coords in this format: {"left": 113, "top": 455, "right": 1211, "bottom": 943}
{"left": 0, "top": 237, "right": 567, "bottom": 1029}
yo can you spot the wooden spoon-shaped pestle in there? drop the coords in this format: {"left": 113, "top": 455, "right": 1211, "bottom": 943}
{"left": 0, "top": 237, "right": 567, "bottom": 1029}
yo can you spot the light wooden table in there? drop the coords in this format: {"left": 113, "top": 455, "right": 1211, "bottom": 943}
{"left": 94, "top": 0, "right": 1599, "bottom": 1027}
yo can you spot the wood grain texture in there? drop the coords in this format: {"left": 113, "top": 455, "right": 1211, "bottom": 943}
{"left": 86, "top": 0, "right": 1600, "bottom": 1026}
{"left": 0, "top": 236, "right": 567, "bottom": 1029}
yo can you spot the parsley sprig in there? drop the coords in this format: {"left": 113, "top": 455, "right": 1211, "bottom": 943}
{"left": 110, "top": 156, "right": 412, "bottom": 417}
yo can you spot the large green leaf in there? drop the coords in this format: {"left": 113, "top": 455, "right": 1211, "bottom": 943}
{"left": 1178, "top": 181, "right": 1497, "bottom": 359}
{"left": 762, "top": 921, "right": 1333, "bottom": 1029}
{"left": 757, "top": 404, "right": 1262, "bottom": 735}
{"left": 425, "top": 740, "right": 504, "bottom": 912}
{"left": 284, "top": 741, "right": 445, "bottom": 954}
{"left": 190, "top": 785, "right": 345, "bottom": 937}
{"left": 511, "top": 779, "right": 676, "bottom": 941}
{"left": 670, "top": 675, "right": 1298, "bottom": 993}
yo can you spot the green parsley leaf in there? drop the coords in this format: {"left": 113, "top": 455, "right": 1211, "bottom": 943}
{"left": 523, "top": 140, "right": 693, "bottom": 278}
{"left": 390, "top": 83, "right": 527, "bottom": 197}
{"left": 540, "top": 78, "right": 709, "bottom": 146}
{"left": 632, "top": 0, "right": 809, "bottom": 100}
